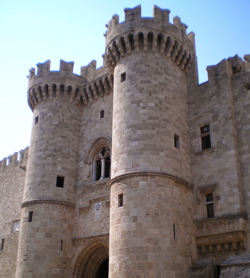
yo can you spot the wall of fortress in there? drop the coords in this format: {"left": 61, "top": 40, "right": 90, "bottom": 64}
{"left": 0, "top": 148, "right": 28, "bottom": 277}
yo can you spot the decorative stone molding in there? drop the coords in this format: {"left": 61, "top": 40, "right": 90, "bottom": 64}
{"left": 84, "top": 136, "right": 112, "bottom": 165}
{"left": 79, "top": 195, "right": 110, "bottom": 215}
{"left": 194, "top": 213, "right": 247, "bottom": 253}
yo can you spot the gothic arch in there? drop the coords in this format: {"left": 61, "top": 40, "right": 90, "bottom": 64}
{"left": 85, "top": 136, "right": 112, "bottom": 165}
{"left": 73, "top": 239, "right": 109, "bottom": 278}
{"left": 85, "top": 136, "right": 112, "bottom": 182}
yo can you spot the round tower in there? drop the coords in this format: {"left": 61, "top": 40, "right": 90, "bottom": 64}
{"left": 15, "top": 60, "right": 84, "bottom": 278}
{"left": 106, "top": 6, "right": 196, "bottom": 277}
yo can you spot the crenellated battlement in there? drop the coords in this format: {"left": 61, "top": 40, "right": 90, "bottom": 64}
{"left": 104, "top": 5, "right": 194, "bottom": 72}
{"left": 0, "top": 147, "right": 29, "bottom": 170}
{"left": 27, "top": 60, "right": 113, "bottom": 111}
{"left": 206, "top": 55, "right": 250, "bottom": 82}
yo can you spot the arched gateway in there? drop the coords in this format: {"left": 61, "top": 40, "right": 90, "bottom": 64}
{"left": 73, "top": 240, "right": 109, "bottom": 278}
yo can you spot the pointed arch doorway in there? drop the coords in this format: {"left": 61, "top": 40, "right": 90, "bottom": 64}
{"left": 73, "top": 240, "right": 109, "bottom": 278}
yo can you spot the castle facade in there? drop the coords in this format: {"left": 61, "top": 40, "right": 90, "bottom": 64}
{"left": 0, "top": 5, "right": 250, "bottom": 278}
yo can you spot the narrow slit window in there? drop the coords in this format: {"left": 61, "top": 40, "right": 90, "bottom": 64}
{"left": 206, "top": 193, "right": 214, "bottom": 218}
{"left": 35, "top": 116, "right": 39, "bottom": 124}
{"left": 121, "top": 72, "right": 126, "bottom": 82}
{"left": 100, "top": 110, "right": 104, "bottom": 118}
{"left": 200, "top": 124, "right": 211, "bottom": 150}
{"left": 28, "top": 211, "right": 33, "bottom": 223}
{"left": 61, "top": 240, "right": 63, "bottom": 251}
{"left": 173, "top": 224, "right": 176, "bottom": 239}
{"left": 118, "top": 194, "right": 123, "bottom": 207}
{"left": 174, "top": 134, "right": 180, "bottom": 149}
{"left": 56, "top": 176, "right": 64, "bottom": 188}
{"left": 0, "top": 239, "right": 4, "bottom": 250}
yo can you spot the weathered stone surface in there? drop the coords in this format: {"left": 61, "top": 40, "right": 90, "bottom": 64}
{"left": 0, "top": 5, "right": 250, "bottom": 278}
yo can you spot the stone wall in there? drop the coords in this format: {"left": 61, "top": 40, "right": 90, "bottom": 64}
{"left": 0, "top": 148, "right": 28, "bottom": 278}
{"left": 189, "top": 59, "right": 245, "bottom": 219}
{"left": 231, "top": 59, "right": 250, "bottom": 244}
{"left": 76, "top": 93, "right": 113, "bottom": 185}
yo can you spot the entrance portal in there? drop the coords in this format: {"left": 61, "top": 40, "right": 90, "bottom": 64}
{"left": 96, "top": 258, "right": 109, "bottom": 278}
{"left": 73, "top": 240, "right": 109, "bottom": 278}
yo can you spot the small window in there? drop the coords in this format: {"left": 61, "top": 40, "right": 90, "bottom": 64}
{"left": 56, "top": 176, "right": 64, "bottom": 188}
{"left": 206, "top": 193, "right": 214, "bottom": 218}
{"left": 174, "top": 134, "right": 180, "bottom": 149}
{"left": 121, "top": 72, "right": 126, "bottom": 82}
{"left": 28, "top": 211, "right": 33, "bottom": 222}
{"left": 35, "top": 116, "right": 39, "bottom": 124}
{"left": 12, "top": 220, "right": 20, "bottom": 232}
{"left": 118, "top": 194, "right": 123, "bottom": 207}
{"left": 200, "top": 124, "right": 211, "bottom": 150}
{"left": 100, "top": 110, "right": 104, "bottom": 118}
{"left": 0, "top": 239, "right": 4, "bottom": 250}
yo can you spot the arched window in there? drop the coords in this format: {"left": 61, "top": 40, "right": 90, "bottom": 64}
{"left": 85, "top": 136, "right": 112, "bottom": 182}
{"left": 94, "top": 147, "right": 111, "bottom": 181}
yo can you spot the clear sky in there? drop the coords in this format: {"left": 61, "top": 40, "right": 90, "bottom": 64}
{"left": 0, "top": 0, "right": 249, "bottom": 160}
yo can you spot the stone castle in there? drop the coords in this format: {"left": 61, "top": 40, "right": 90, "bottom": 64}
{"left": 0, "top": 5, "right": 250, "bottom": 278}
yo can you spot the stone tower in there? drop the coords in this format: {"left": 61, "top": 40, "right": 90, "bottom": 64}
{"left": 105, "top": 6, "right": 197, "bottom": 277}
{"left": 1, "top": 5, "right": 248, "bottom": 278}
{"left": 15, "top": 60, "right": 84, "bottom": 277}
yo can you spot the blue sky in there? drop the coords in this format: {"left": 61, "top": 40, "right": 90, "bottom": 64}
{"left": 0, "top": 0, "right": 249, "bottom": 160}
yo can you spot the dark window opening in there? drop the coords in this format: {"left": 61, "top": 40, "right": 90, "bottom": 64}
{"left": 100, "top": 110, "right": 104, "bottom": 118}
{"left": 173, "top": 224, "right": 176, "bottom": 239}
{"left": 56, "top": 176, "right": 64, "bottom": 188}
{"left": 28, "top": 211, "right": 33, "bottom": 223}
{"left": 96, "top": 159, "right": 102, "bottom": 181}
{"left": 206, "top": 193, "right": 214, "bottom": 218}
{"left": 206, "top": 193, "right": 213, "bottom": 202}
{"left": 105, "top": 156, "right": 111, "bottom": 178}
{"left": 0, "top": 239, "right": 4, "bottom": 250}
{"left": 201, "top": 135, "right": 211, "bottom": 150}
{"left": 214, "top": 265, "right": 221, "bottom": 278}
{"left": 35, "top": 116, "right": 39, "bottom": 124}
{"left": 118, "top": 194, "right": 123, "bottom": 207}
{"left": 174, "top": 134, "right": 180, "bottom": 149}
{"left": 200, "top": 124, "right": 211, "bottom": 150}
{"left": 61, "top": 240, "right": 63, "bottom": 251}
{"left": 121, "top": 72, "right": 126, "bottom": 82}
{"left": 94, "top": 147, "right": 111, "bottom": 181}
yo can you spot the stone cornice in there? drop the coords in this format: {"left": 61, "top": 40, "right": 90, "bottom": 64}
{"left": 21, "top": 199, "right": 75, "bottom": 208}
{"left": 110, "top": 171, "right": 193, "bottom": 189}
{"left": 194, "top": 212, "right": 248, "bottom": 223}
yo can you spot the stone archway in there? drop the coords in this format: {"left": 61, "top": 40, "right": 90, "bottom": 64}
{"left": 73, "top": 240, "right": 109, "bottom": 278}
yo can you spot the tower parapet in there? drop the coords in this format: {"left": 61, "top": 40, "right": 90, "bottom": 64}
{"left": 27, "top": 60, "right": 113, "bottom": 110}
{"left": 105, "top": 5, "right": 194, "bottom": 72}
